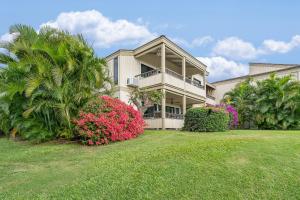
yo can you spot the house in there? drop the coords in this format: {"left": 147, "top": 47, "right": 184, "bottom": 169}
{"left": 105, "top": 35, "right": 300, "bottom": 129}
{"left": 212, "top": 63, "right": 300, "bottom": 103}
{"left": 105, "top": 35, "right": 211, "bottom": 129}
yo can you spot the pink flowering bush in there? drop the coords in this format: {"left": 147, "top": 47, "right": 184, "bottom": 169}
{"left": 73, "top": 96, "right": 145, "bottom": 146}
{"left": 215, "top": 104, "right": 239, "bottom": 129}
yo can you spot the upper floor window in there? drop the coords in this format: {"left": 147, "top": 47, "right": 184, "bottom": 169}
{"left": 113, "top": 57, "right": 118, "bottom": 84}
{"left": 141, "top": 63, "right": 154, "bottom": 74}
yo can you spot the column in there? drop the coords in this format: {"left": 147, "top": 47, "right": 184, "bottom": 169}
{"left": 161, "top": 43, "right": 166, "bottom": 84}
{"left": 182, "top": 94, "right": 186, "bottom": 115}
{"left": 182, "top": 57, "right": 186, "bottom": 90}
{"left": 161, "top": 88, "right": 166, "bottom": 130}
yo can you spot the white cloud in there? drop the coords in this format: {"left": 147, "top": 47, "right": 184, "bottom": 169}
{"left": 40, "top": 10, "right": 156, "bottom": 48}
{"left": 212, "top": 35, "right": 300, "bottom": 61}
{"left": 262, "top": 35, "right": 300, "bottom": 53}
{"left": 197, "top": 56, "right": 248, "bottom": 82}
{"left": 0, "top": 32, "right": 19, "bottom": 44}
{"left": 213, "top": 37, "right": 260, "bottom": 60}
{"left": 171, "top": 36, "right": 214, "bottom": 48}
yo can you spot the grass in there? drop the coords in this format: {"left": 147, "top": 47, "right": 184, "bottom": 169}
{"left": 1, "top": 130, "right": 300, "bottom": 200}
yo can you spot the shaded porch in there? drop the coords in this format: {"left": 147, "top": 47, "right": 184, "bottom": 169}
{"left": 143, "top": 91, "right": 204, "bottom": 129}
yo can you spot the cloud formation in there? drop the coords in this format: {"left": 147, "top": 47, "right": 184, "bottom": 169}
{"left": 0, "top": 32, "right": 19, "bottom": 44}
{"left": 212, "top": 35, "right": 300, "bottom": 61}
{"left": 262, "top": 35, "right": 300, "bottom": 53}
{"left": 171, "top": 36, "right": 214, "bottom": 48}
{"left": 41, "top": 10, "right": 156, "bottom": 48}
{"left": 213, "top": 37, "right": 260, "bottom": 60}
{"left": 197, "top": 56, "right": 248, "bottom": 82}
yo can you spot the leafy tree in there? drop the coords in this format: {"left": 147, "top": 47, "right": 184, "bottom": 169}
{"left": 0, "top": 24, "right": 112, "bottom": 141}
{"left": 255, "top": 74, "right": 300, "bottom": 129}
{"left": 129, "top": 88, "right": 163, "bottom": 114}
{"left": 223, "top": 74, "right": 300, "bottom": 130}
{"left": 223, "top": 78, "right": 256, "bottom": 128}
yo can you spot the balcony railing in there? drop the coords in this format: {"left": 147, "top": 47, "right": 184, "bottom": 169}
{"left": 135, "top": 68, "right": 204, "bottom": 89}
{"left": 135, "top": 69, "right": 161, "bottom": 79}
{"left": 166, "top": 68, "right": 183, "bottom": 80}
{"left": 207, "top": 94, "right": 216, "bottom": 100}
{"left": 185, "top": 78, "right": 204, "bottom": 89}
{"left": 143, "top": 111, "right": 184, "bottom": 119}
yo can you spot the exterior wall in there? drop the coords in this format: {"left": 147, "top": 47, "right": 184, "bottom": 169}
{"left": 214, "top": 79, "right": 245, "bottom": 103}
{"left": 139, "top": 73, "right": 162, "bottom": 88}
{"left": 119, "top": 55, "right": 140, "bottom": 87}
{"left": 185, "top": 83, "right": 206, "bottom": 97}
{"left": 144, "top": 118, "right": 183, "bottom": 129}
{"left": 249, "top": 63, "right": 297, "bottom": 75}
{"left": 206, "top": 97, "right": 216, "bottom": 105}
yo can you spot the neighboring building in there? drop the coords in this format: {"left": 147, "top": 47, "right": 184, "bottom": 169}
{"left": 105, "top": 35, "right": 209, "bottom": 129}
{"left": 212, "top": 63, "right": 300, "bottom": 103}
{"left": 106, "top": 35, "right": 300, "bottom": 129}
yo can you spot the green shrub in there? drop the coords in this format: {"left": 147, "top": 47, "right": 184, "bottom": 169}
{"left": 183, "top": 107, "right": 229, "bottom": 132}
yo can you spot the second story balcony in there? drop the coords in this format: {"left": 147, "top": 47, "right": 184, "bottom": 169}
{"left": 135, "top": 68, "right": 205, "bottom": 97}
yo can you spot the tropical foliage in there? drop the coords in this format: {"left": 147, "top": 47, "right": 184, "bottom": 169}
{"left": 224, "top": 74, "right": 300, "bottom": 129}
{"left": 255, "top": 74, "right": 300, "bottom": 129}
{"left": 73, "top": 96, "right": 144, "bottom": 145}
{"left": 129, "top": 87, "right": 163, "bottom": 114}
{"left": 223, "top": 78, "right": 256, "bottom": 128}
{"left": 0, "top": 24, "right": 112, "bottom": 142}
{"left": 215, "top": 104, "right": 239, "bottom": 128}
{"left": 183, "top": 107, "right": 230, "bottom": 132}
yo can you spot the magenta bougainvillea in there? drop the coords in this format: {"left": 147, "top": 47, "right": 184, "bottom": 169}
{"left": 73, "top": 96, "right": 145, "bottom": 145}
{"left": 214, "top": 104, "right": 239, "bottom": 128}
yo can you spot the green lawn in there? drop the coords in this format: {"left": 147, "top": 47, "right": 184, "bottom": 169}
{"left": 1, "top": 130, "right": 300, "bottom": 200}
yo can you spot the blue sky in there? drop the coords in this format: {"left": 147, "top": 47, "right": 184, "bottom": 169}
{"left": 1, "top": 0, "right": 300, "bottom": 81}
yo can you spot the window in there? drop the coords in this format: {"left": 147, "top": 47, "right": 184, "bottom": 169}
{"left": 166, "top": 106, "right": 175, "bottom": 114}
{"left": 113, "top": 57, "right": 118, "bottom": 84}
{"left": 141, "top": 64, "right": 154, "bottom": 74}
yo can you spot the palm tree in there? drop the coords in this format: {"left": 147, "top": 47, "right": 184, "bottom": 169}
{"left": 223, "top": 74, "right": 300, "bottom": 130}
{"left": 0, "top": 24, "right": 112, "bottom": 141}
{"left": 223, "top": 78, "right": 256, "bottom": 128}
{"left": 255, "top": 74, "right": 300, "bottom": 129}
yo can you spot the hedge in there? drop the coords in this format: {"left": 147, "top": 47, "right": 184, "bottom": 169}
{"left": 183, "top": 107, "right": 229, "bottom": 132}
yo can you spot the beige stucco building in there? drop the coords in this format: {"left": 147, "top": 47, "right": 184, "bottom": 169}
{"left": 106, "top": 35, "right": 300, "bottom": 129}
{"left": 213, "top": 63, "right": 300, "bottom": 103}
{"left": 106, "top": 35, "right": 215, "bottom": 129}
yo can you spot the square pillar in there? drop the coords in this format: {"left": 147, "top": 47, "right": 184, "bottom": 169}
{"left": 182, "top": 94, "right": 186, "bottom": 115}
{"left": 182, "top": 57, "right": 186, "bottom": 79}
{"left": 182, "top": 57, "right": 186, "bottom": 90}
{"left": 161, "top": 89, "right": 166, "bottom": 129}
{"left": 161, "top": 43, "right": 166, "bottom": 84}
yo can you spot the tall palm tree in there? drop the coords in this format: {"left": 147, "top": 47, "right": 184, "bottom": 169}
{"left": 0, "top": 24, "right": 112, "bottom": 141}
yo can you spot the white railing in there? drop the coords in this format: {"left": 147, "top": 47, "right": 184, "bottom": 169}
{"left": 185, "top": 78, "right": 204, "bottom": 89}
{"left": 166, "top": 68, "right": 184, "bottom": 80}
{"left": 143, "top": 111, "right": 184, "bottom": 119}
{"left": 206, "top": 94, "right": 216, "bottom": 100}
{"left": 135, "top": 69, "right": 161, "bottom": 79}
{"left": 135, "top": 68, "right": 204, "bottom": 90}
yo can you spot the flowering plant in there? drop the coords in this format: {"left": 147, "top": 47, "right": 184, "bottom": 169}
{"left": 73, "top": 96, "right": 145, "bottom": 145}
{"left": 214, "top": 104, "right": 239, "bottom": 128}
